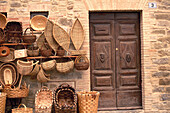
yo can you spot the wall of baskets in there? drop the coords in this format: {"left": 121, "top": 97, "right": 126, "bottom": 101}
{"left": 0, "top": 13, "right": 90, "bottom": 112}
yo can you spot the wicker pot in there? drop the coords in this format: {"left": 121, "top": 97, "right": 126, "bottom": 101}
{"left": 77, "top": 91, "right": 100, "bottom": 113}
{"left": 0, "top": 93, "right": 6, "bottom": 113}
{"left": 74, "top": 55, "right": 89, "bottom": 70}
{"left": 35, "top": 86, "right": 53, "bottom": 113}
{"left": 40, "top": 43, "right": 52, "bottom": 57}
{"left": 27, "top": 64, "right": 40, "bottom": 79}
{"left": 12, "top": 104, "right": 33, "bottom": 113}
{"left": 41, "top": 60, "right": 56, "bottom": 71}
{"left": 37, "top": 66, "right": 50, "bottom": 83}
{"left": 23, "top": 27, "right": 36, "bottom": 43}
{"left": 56, "top": 61, "right": 74, "bottom": 73}
{"left": 27, "top": 46, "right": 39, "bottom": 57}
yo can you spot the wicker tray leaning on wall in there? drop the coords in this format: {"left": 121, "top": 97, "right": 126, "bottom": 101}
{"left": 35, "top": 86, "right": 53, "bottom": 113}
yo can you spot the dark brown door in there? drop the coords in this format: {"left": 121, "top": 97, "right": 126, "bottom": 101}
{"left": 90, "top": 12, "right": 142, "bottom": 110}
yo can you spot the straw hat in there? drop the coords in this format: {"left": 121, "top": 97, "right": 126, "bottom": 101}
{"left": 0, "top": 13, "right": 7, "bottom": 29}
{"left": 30, "top": 15, "right": 48, "bottom": 31}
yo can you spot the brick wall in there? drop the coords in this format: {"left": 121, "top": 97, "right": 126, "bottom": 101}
{"left": 0, "top": 0, "right": 170, "bottom": 112}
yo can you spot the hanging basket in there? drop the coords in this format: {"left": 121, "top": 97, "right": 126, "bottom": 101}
{"left": 56, "top": 60, "right": 74, "bottom": 73}
{"left": 40, "top": 43, "right": 52, "bottom": 57}
{"left": 0, "top": 92, "right": 6, "bottom": 113}
{"left": 54, "top": 83, "right": 77, "bottom": 113}
{"left": 37, "top": 66, "right": 50, "bottom": 83}
{"left": 12, "top": 104, "right": 33, "bottom": 113}
{"left": 27, "top": 64, "right": 40, "bottom": 79}
{"left": 35, "top": 86, "right": 53, "bottom": 113}
{"left": 3, "top": 84, "right": 30, "bottom": 98}
{"left": 57, "top": 46, "right": 65, "bottom": 56}
{"left": 27, "top": 46, "right": 39, "bottom": 57}
{"left": 74, "top": 55, "right": 89, "bottom": 70}
{"left": 77, "top": 91, "right": 100, "bottom": 113}
{"left": 23, "top": 27, "right": 36, "bottom": 43}
{"left": 41, "top": 60, "right": 56, "bottom": 71}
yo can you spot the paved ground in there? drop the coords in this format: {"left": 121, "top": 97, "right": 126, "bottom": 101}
{"left": 97, "top": 109, "right": 144, "bottom": 113}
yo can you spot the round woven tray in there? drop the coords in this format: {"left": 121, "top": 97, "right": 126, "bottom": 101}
{"left": 30, "top": 15, "right": 48, "bottom": 31}
{"left": 0, "top": 13, "right": 7, "bottom": 29}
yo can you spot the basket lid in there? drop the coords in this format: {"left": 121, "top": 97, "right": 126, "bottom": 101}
{"left": 0, "top": 13, "right": 7, "bottom": 29}
{"left": 30, "top": 15, "right": 48, "bottom": 31}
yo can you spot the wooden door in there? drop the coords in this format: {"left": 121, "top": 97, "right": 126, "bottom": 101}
{"left": 90, "top": 12, "right": 142, "bottom": 110}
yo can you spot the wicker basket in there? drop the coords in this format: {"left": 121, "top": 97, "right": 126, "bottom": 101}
{"left": 3, "top": 84, "right": 30, "bottom": 98}
{"left": 74, "top": 55, "right": 89, "bottom": 70}
{"left": 23, "top": 27, "right": 36, "bottom": 43}
{"left": 57, "top": 46, "right": 65, "bottom": 56}
{"left": 41, "top": 60, "right": 56, "bottom": 71}
{"left": 40, "top": 43, "right": 52, "bottom": 57}
{"left": 0, "top": 28, "right": 5, "bottom": 43}
{"left": 0, "top": 92, "right": 6, "bottom": 113}
{"left": 12, "top": 104, "right": 33, "bottom": 113}
{"left": 17, "top": 60, "right": 34, "bottom": 75}
{"left": 37, "top": 66, "right": 50, "bottom": 83}
{"left": 56, "top": 61, "right": 74, "bottom": 73}
{"left": 77, "top": 91, "right": 100, "bottom": 113}
{"left": 27, "top": 46, "right": 39, "bottom": 57}
{"left": 54, "top": 83, "right": 77, "bottom": 113}
{"left": 35, "top": 86, "right": 53, "bottom": 113}
{"left": 0, "top": 48, "right": 15, "bottom": 62}
{"left": 30, "top": 15, "right": 47, "bottom": 31}
{"left": 0, "top": 13, "right": 7, "bottom": 29}
{"left": 27, "top": 64, "right": 40, "bottom": 79}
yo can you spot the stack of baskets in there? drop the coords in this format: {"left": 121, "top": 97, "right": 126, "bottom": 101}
{"left": 54, "top": 83, "right": 77, "bottom": 113}
{"left": 35, "top": 86, "right": 53, "bottom": 113}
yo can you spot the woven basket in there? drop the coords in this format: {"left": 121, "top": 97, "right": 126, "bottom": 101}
{"left": 54, "top": 83, "right": 77, "bottom": 113}
{"left": 27, "top": 46, "right": 39, "bottom": 57}
{"left": 0, "top": 28, "right": 5, "bottom": 43}
{"left": 0, "top": 92, "right": 6, "bottom": 113}
{"left": 12, "top": 104, "right": 33, "bottom": 113}
{"left": 35, "top": 86, "right": 53, "bottom": 113}
{"left": 69, "top": 50, "right": 86, "bottom": 56}
{"left": 56, "top": 61, "right": 74, "bottom": 73}
{"left": 74, "top": 55, "right": 89, "bottom": 70}
{"left": 0, "top": 48, "right": 15, "bottom": 62}
{"left": 0, "top": 13, "right": 7, "bottom": 29}
{"left": 30, "top": 15, "right": 47, "bottom": 31}
{"left": 77, "top": 91, "right": 100, "bottom": 113}
{"left": 37, "top": 33, "right": 46, "bottom": 50}
{"left": 27, "top": 64, "right": 40, "bottom": 79}
{"left": 41, "top": 60, "right": 56, "bottom": 71}
{"left": 23, "top": 27, "right": 36, "bottom": 43}
{"left": 53, "top": 24, "right": 70, "bottom": 51}
{"left": 37, "top": 66, "right": 50, "bottom": 83}
{"left": 40, "top": 43, "right": 52, "bottom": 57}
{"left": 3, "top": 84, "right": 30, "bottom": 98}
{"left": 44, "top": 20, "right": 59, "bottom": 53}
{"left": 57, "top": 46, "right": 65, "bottom": 56}
{"left": 71, "top": 18, "right": 84, "bottom": 50}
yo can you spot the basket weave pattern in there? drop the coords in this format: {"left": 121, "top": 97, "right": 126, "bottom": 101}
{"left": 77, "top": 91, "right": 100, "bottom": 113}
{"left": 0, "top": 93, "right": 6, "bottom": 113}
{"left": 12, "top": 104, "right": 33, "bottom": 113}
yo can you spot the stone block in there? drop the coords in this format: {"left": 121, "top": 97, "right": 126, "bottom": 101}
{"left": 0, "top": 1, "right": 7, "bottom": 3}
{"left": 152, "top": 30, "right": 165, "bottom": 35}
{"left": 152, "top": 72, "right": 170, "bottom": 77}
{"left": 154, "top": 43, "right": 167, "bottom": 49}
{"left": 10, "top": 2, "right": 21, "bottom": 7}
{"left": 159, "top": 78, "right": 170, "bottom": 85}
{"left": 166, "top": 87, "right": 170, "bottom": 93}
{"left": 160, "top": 94, "right": 170, "bottom": 101}
{"left": 162, "top": 0, "right": 170, "bottom": 6}
{"left": 155, "top": 14, "right": 170, "bottom": 20}
{"left": 158, "top": 37, "right": 170, "bottom": 44}
{"left": 152, "top": 58, "right": 169, "bottom": 64}
{"left": 157, "top": 21, "right": 169, "bottom": 27}
{"left": 153, "top": 87, "right": 164, "bottom": 93}
{"left": 58, "top": 17, "right": 72, "bottom": 27}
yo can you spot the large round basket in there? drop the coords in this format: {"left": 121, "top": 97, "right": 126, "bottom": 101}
{"left": 74, "top": 55, "right": 89, "bottom": 70}
{"left": 12, "top": 104, "right": 33, "bottom": 113}
{"left": 30, "top": 15, "right": 48, "bottom": 31}
{"left": 35, "top": 86, "right": 53, "bottom": 113}
{"left": 0, "top": 93, "right": 6, "bottom": 113}
{"left": 0, "top": 13, "right": 7, "bottom": 29}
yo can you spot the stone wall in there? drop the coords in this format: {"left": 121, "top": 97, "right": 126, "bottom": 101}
{"left": 0, "top": 0, "right": 170, "bottom": 113}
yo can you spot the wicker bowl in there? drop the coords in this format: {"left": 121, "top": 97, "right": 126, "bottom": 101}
{"left": 27, "top": 46, "right": 39, "bottom": 57}
{"left": 0, "top": 13, "right": 7, "bottom": 29}
{"left": 74, "top": 55, "right": 89, "bottom": 70}
{"left": 30, "top": 15, "right": 48, "bottom": 31}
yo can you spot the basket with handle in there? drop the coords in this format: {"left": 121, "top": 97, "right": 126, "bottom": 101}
{"left": 56, "top": 60, "right": 74, "bottom": 73}
{"left": 40, "top": 42, "right": 52, "bottom": 57}
{"left": 35, "top": 86, "right": 53, "bottom": 113}
{"left": 41, "top": 59, "right": 56, "bottom": 71}
{"left": 77, "top": 91, "right": 100, "bottom": 113}
{"left": 0, "top": 92, "right": 6, "bottom": 113}
{"left": 74, "top": 55, "right": 89, "bottom": 70}
{"left": 27, "top": 46, "right": 39, "bottom": 57}
{"left": 12, "top": 104, "right": 33, "bottom": 113}
{"left": 23, "top": 27, "right": 36, "bottom": 43}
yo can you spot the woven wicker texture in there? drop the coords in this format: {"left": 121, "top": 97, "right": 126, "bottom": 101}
{"left": 30, "top": 15, "right": 47, "bottom": 31}
{"left": 0, "top": 28, "right": 5, "bottom": 43}
{"left": 37, "top": 33, "right": 46, "bottom": 50}
{"left": 17, "top": 60, "right": 34, "bottom": 75}
{"left": 0, "top": 48, "right": 15, "bottom": 62}
{"left": 23, "top": 27, "right": 36, "bottom": 43}
{"left": 77, "top": 91, "right": 100, "bottom": 113}
{"left": 0, "top": 93, "right": 6, "bottom": 113}
{"left": 74, "top": 55, "right": 89, "bottom": 70}
{"left": 35, "top": 86, "right": 53, "bottom": 113}
{"left": 41, "top": 60, "right": 56, "bottom": 71}
{"left": 44, "top": 20, "right": 59, "bottom": 53}
{"left": 37, "top": 66, "right": 50, "bottom": 83}
{"left": 71, "top": 18, "right": 84, "bottom": 50}
{"left": 54, "top": 83, "right": 77, "bottom": 113}
{"left": 27, "top": 47, "right": 39, "bottom": 57}
{"left": 56, "top": 60, "right": 74, "bottom": 73}
{"left": 3, "top": 84, "right": 30, "bottom": 98}
{"left": 12, "top": 104, "right": 33, "bottom": 113}
{"left": 0, "top": 64, "right": 16, "bottom": 86}
{"left": 27, "top": 64, "right": 40, "bottom": 79}
{"left": 0, "top": 13, "right": 7, "bottom": 29}
{"left": 53, "top": 24, "right": 70, "bottom": 51}
{"left": 69, "top": 50, "right": 86, "bottom": 56}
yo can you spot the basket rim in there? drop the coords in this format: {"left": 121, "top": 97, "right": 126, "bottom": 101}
{"left": 0, "top": 13, "right": 7, "bottom": 29}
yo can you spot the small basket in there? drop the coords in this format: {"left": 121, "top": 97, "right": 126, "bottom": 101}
{"left": 0, "top": 92, "right": 6, "bottom": 113}
{"left": 17, "top": 60, "right": 34, "bottom": 75}
{"left": 27, "top": 46, "right": 39, "bottom": 57}
{"left": 77, "top": 91, "right": 100, "bottom": 113}
{"left": 12, "top": 104, "right": 33, "bottom": 113}
{"left": 41, "top": 60, "right": 56, "bottom": 71}
{"left": 35, "top": 86, "right": 53, "bottom": 113}
{"left": 37, "top": 66, "right": 50, "bottom": 83}
{"left": 74, "top": 55, "right": 89, "bottom": 70}
{"left": 56, "top": 60, "right": 74, "bottom": 73}
{"left": 3, "top": 84, "right": 30, "bottom": 98}
{"left": 28, "top": 64, "right": 40, "bottom": 79}
{"left": 57, "top": 46, "right": 65, "bottom": 56}
{"left": 23, "top": 27, "right": 36, "bottom": 43}
{"left": 54, "top": 83, "right": 77, "bottom": 113}
{"left": 40, "top": 43, "right": 52, "bottom": 57}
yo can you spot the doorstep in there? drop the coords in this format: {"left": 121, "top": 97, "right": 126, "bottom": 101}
{"left": 98, "top": 109, "right": 144, "bottom": 113}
